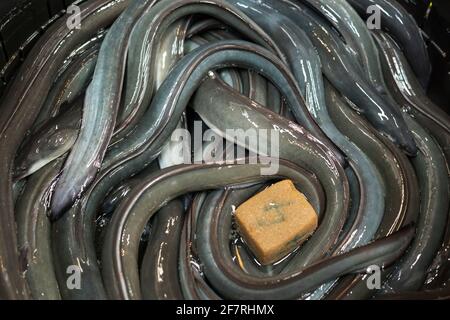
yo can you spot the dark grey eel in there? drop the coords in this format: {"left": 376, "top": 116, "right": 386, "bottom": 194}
{"left": 102, "top": 159, "right": 412, "bottom": 299}
{"left": 323, "top": 81, "right": 420, "bottom": 299}
{"left": 228, "top": 0, "right": 346, "bottom": 164}
{"left": 179, "top": 192, "right": 216, "bottom": 299}
{"left": 380, "top": 116, "right": 449, "bottom": 293}
{"left": 51, "top": 0, "right": 155, "bottom": 218}
{"left": 194, "top": 76, "right": 383, "bottom": 299}
{"left": 32, "top": 33, "right": 101, "bottom": 132}
{"left": 53, "top": 39, "right": 339, "bottom": 299}
{"left": 230, "top": 0, "right": 385, "bottom": 252}
{"left": 373, "top": 31, "right": 450, "bottom": 166}
{"left": 140, "top": 199, "right": 185, "bottom": 299}
{"left": 244, "top": 0, "right": 417, "bottom": 156}
{"left": 196, "top": 183, "right": 414, "bottom": 299}
{"left": 193, "top": 74, "right": 349, "bottom": 267}
{"left": 16, "top": 159, "right": 64, "bottom": 300}
{"left": 0, "top": 0, "right": 130, "bottom": 299}
{"left": 423, "top": 216, "right": 450, "bottom": 290}
{"left": 346, "top": 0, "right": 432, "bottom": 89}
{"left": 14, "top": 94, "right": 84, "bottom": 181}
{"left": 297, "top": 0, "right": 395, "bottom": 103}
{"left": 112, "top": 16, "right": 189, "bottom": 143}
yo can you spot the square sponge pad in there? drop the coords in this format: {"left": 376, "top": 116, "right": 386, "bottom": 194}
{"left": 235, "top": 180, "right": 318, "bottom": 265}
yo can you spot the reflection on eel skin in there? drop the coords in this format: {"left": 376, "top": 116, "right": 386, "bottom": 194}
{"left": 53, "top": 38, "right": 337, "bottom": 300}
{"left": 193, "top": 75, "right": 349, "bottom": 267}
{"left": 324, "top": 80, "right": 420, "bottom": 299}
{"left": 345, "top": 0, "right": 432, "bottom": 89}
{"left": 51, "top": 0, "right": 155, "bottom": 218}
{"left": 0, "top": 0, "right": 130, "bottom": 299}
{"left": 380, "top": 116, "right": 449, "bottom": 294}
{"left": 140, "top": 199, "right": 185, "bottom": 299}
{"left": 373, "top": 31, "right": 450, "bottom": 167}
{"left": 101, "top": 160, "right": 413, "bottom": 299}
{"left": 16, "top": 159, "right": 64, "bottom": 300}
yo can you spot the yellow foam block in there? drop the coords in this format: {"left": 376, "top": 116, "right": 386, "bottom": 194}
{"left": 235, "top": 180, "right": 318, "bottom": 265}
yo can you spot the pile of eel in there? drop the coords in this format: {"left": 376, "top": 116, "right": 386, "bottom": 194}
{"left": 0, "top": 0, "right": 448, "bottom": 300}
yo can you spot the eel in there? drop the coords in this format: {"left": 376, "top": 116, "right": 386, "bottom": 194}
{"left": 299, "top": 0, "right": 398, "bottom": 106}
{"left": 193, "top": 75, "right": 349, "bottom": 267}
{"left": 51, "top": 0, "right": 155, "bottom": 218}
{"left": 101, "top": 158, "right": 407, "bottom": 299}
{"left": 140, "top": 199, "right": 185, "bottom": 300}
{"left": 229, "top": 0, "right": 347, "bottom": 164}
{"left": 32, "top": 34, "right": 101, "bottom": 132}
{"left": 51, "top": 38, "right": 315, "bottom": 300}
{"left": 373, "top": 31, "right": 450, "bottom": 166}
{"left": 423, "top": 215, "right": 450, "bottom": 290}
{"left": 195, "top": 75, "right": 384, "bottom": 300}
{"left": 0, "top": 0, "right": 130, "bottom": 299}
{"left": 16, "top": 159, "right": 64, "bottom": 300}
{"left": 381, "top": 116, "right": 449, "bottom": 293}
{"left": 178, "top": 192, "right": 211, "bottom": 300}
{"left": 323, "top": 80, "right": 420, "bottom": 299}
{"left": 346, "top": 0, "right": 432, "bottom": 89}
{"left": 14, "top": 94, "right": 84, "bottom": 181}
{"left": 112, "top": 17, "right": 189, "bottom": 143}
{"left": 196, "top": 181, "right": 414, "bottom": 299}
{"left": 240, "top": 0, "right": 417, "bottom": 156}
{"left": 180, "top": 191, "right": 224, "bottom": 300}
